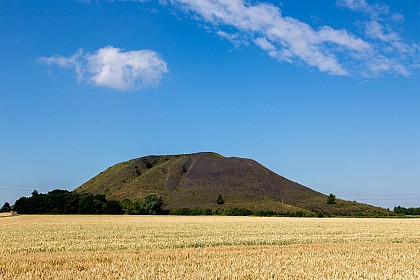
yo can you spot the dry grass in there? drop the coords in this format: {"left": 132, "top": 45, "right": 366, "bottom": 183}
{"left": 1, "top": 215, "right": 419, "bottom": 279}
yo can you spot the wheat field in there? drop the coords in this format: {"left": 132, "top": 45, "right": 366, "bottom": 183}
{"left": 1, "top": 215, "right": 419, "bottom": 279}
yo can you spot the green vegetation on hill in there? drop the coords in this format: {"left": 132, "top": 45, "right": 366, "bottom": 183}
{"left": 75, "top": 152, "right": 391, "bottom": 216}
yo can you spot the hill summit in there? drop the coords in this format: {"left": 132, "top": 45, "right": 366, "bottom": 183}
{"left": 76, "top": 152, "right": 388, "bottom": 215}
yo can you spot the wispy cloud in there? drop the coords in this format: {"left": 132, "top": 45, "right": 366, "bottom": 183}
{"left": 337, "top": 0, "right": 419, "bottom": 77}
{"left": 337, "top": 0, "right": 402, "bottom": 45}
{"left": 162, "top": 0, "right": 417, "bottom": 77}
{"left": 39, "top": 49, "right": 85, "bottom": 82}
{"left": 164, "top": 0, "right": 373, "bottom": 76}
{"left": 336, "top": 0, "right": 389, "bottom": 16}
{"left": 39, "top": 46, "right": 168, "bottom": 91}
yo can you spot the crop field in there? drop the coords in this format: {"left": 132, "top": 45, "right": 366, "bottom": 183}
{"left": 0, "top": 215, "right": 419, "bottom": 279}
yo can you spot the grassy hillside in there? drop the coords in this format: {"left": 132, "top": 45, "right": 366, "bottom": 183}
{"left": 76, "top": 152, "right": 390, "bottom": 215}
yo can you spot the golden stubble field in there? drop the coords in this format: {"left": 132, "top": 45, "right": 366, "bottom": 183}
{"left": 0, "top": 215, "right": 419, "bottom": 279}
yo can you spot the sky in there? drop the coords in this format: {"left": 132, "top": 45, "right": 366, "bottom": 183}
{"left": 1, "top": 0, "right": 420, "bottom": 209}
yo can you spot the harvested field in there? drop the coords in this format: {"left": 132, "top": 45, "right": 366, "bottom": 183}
{"left": 1, "top": 215, "right": 419, "bottom": 279}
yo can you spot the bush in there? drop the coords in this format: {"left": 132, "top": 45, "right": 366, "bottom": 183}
{"left": 216, "top": 194, "right": 225, "bottom": 205}
{"left": 223, "top": 207, "right": 253, "bottom": 216}
{"left": 327, "top": 193, "right": 336, "bottom": 204}
{"left": 0, "top": 202, "right": 11, "bottom": 213}
{"left": 253, "top": 210, "right": 277, "bottom": 217}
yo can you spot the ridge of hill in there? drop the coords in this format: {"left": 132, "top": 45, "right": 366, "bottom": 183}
{"left": 76, "top": 152, "right": 389, "bottom": 215}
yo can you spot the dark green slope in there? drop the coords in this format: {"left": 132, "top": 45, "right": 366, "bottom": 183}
{"left": 76, "top": 152, "right": 389, "bottom": 215}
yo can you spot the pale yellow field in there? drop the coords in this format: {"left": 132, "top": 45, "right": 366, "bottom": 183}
{"left": 1, "top": 215, "right": 419, "bottom": 279}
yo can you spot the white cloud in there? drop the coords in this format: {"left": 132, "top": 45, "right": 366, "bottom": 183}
{"left": 85, "top": 46, "right": 168, "bottom": 90}
{"left": 336, "top": 0, "right": 389, "bottom": 17}
{"left": 79, "top": 0, "right": 418, "bottom": 77}
{"left": 337, "top": 0, "right": 369, "bottom": 11}
{"left": 365, "top": 55, "right": 410, "bottom": 77}
{"left": 364, "top": 20, "right": 399, "bottom": 42}
{"left": 390, "top": 13, "right": 404, "bottom": 23}
{"left": 38, "top": 49, "right": 84, "bottom": 82}
{"left": 336, "top": 0, "right": 418, "bottom": 76}
{"left": 254, "top": 37, "right": 275, "bottom": 52}
{"left": 161, "top": 0, "right": 417, "bottom": 77}
{"left": 167, "top": 0, "right": 373, "bottom": 76}
{"left": 217, "top": 31, "right": 248, "bottom": 48}
{"left": 338, "top": 0, "right": 402, "bottom": 46}
{"left": 39, "top": 46, "right": 168, "bottom": 90}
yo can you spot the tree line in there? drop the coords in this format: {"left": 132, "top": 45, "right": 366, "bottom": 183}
{"left": 2, "top": 190, "right": 318, "bottom": 216}
{"left": 1, "top": 189, "right": 418, "bottom": 217}
{"left": 11, "top": 190, "right": 124, "bottom": 214}
{"left": 393, "top": 206, "right": 420, "bottom": 216}
{"left": 1, "top": 189, "right": 167, "bottom": 215}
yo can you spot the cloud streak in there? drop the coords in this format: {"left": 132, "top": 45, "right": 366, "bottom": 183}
{"left": 337, "top": 0, "right": 418, "bottom": 76}
{"left": 163, "top": 0, "right": 417, "bottom": 77}
{"left": 165, "top": 0, "right": 372, "bottom": 76}
{"left": 39, "top": 46, "right": 168, "bottom": 90}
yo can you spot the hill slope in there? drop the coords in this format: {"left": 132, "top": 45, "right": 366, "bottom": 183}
{"left": 76, "top": 152, "right": 388, "bottom": 215}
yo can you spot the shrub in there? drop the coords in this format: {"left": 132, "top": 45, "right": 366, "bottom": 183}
{"left": 0, "top": 202, "right": 11, "bottom": 213}
{"left": 223, "top": 208, "right": 253, "bottom": 216}
{"left": 216, "top": 194, "right": 225, "bottom": 205}
{"left": 327, "top": 193, "right": 336, "bottom": 204}
{"left": 253, "top": 210, "right": 277, "bottom": 217}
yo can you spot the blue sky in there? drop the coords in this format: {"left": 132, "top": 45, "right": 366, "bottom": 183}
{"left": 1, "top": 0, "right": 420, "bottom": 209}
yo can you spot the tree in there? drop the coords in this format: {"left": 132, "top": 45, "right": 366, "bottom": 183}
{"left": 0, "top": 202, "right": 11, "bottom": 212}
{"left": 141, "top": 194, "right": 165, "bottom": 214}
{"left": 327, "top": 193, "right": 336, "bottom": 204}
{"left": 216, "top": 194, "right": 225, "bottom": 205}
{"left": 13, "top": 197, "right": 33, "bottom": 214}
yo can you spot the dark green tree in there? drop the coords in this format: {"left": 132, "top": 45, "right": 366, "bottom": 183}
{"left": 141, "top": 194, "right": 165, "bottom": 214}
{"left": 394, "top": 206, "right": 420, "bottom": 215}
{"left": 12, "top": 189, "right": 123, "bottom": 214}
{"left": 327, "top": 193, "right": 336, "bottom": 204}
{"left": 120, "top": 199, "right": 135, "bottom": 214}
{"left": 0, "top": 202, "right": 11, "bottom": 212}
{"left": 216, "top": 194, "right": 225, "bottom": 205}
